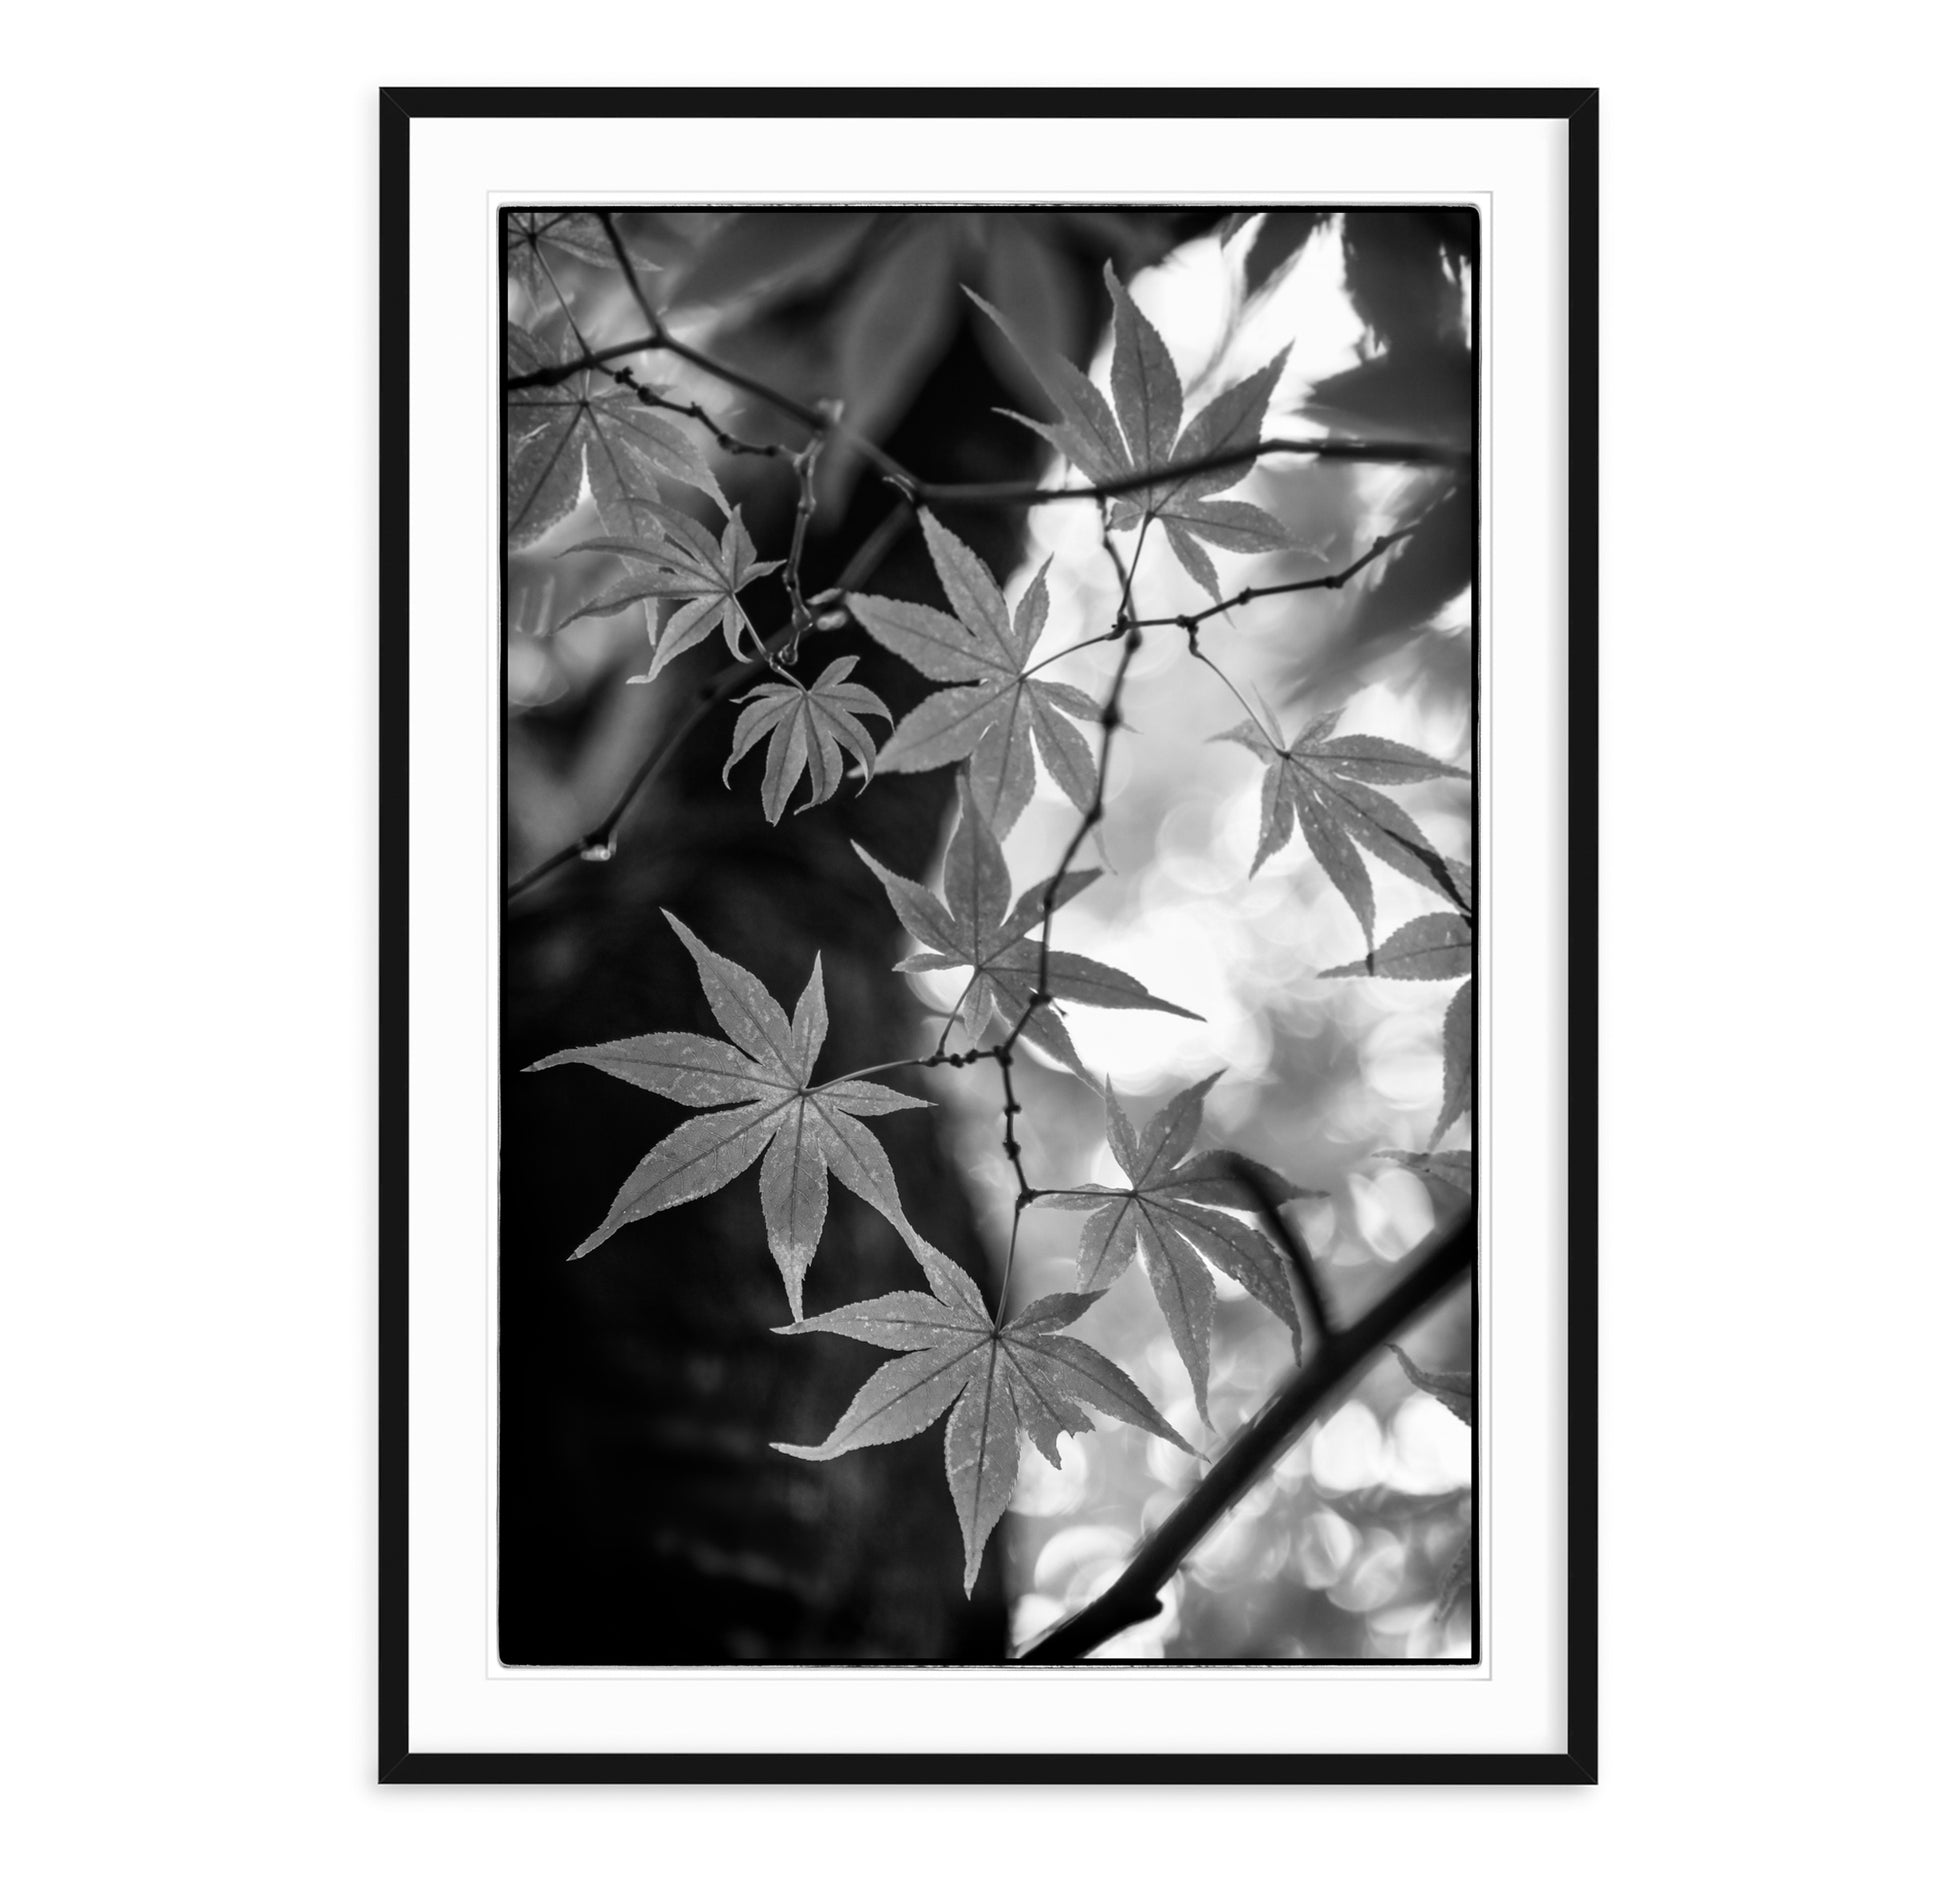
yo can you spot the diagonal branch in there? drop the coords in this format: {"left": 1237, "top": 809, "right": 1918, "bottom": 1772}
{"left": 1017, "top": 1207, "right": 1474, "bottom": 1661}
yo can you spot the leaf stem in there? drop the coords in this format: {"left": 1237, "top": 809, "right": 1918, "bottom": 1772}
{"left": 807, "top": 1044, "right": 993, "bottom": 1093}
{"left": 534, "top": 248, "right": 593, "bottom": 360}
{"left": 781, "top": 438, "right": 824, "bottom": 659}
{"left": 993, "top": 1044, "right": 1033, "bottom": 1213}
{"left": 1008, "top": 512, "right": 1151, "bottom": 1042}
{"left": 996, "top": 1210, "right": 1024, "bottom": 1322}
{"left": 929, "top": 987, "right": 970, "bottom": 1059}
{"left": 1019, "top": 628, "right": 1123, "bottom": 680}
{"left": 1187, "top": 643, "right": 1277, "bottom": 748}
{"left": 982, "top": 513, "right": 1151, "bottom": 1321}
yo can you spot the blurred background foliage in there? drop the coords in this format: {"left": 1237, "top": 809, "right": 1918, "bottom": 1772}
{"left": 504, "top": 206, "right": 1473, "bottom": 1660}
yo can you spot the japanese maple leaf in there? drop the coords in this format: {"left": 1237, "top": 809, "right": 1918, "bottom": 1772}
{"left": 1322, "top": 912, "right": 1473, "bottom": 1149}
{"left": 1390, "top": 1344, "right": 1474, "bottom": 1626}
{"left": 506, "top": 321, "right": 726, "bottom": 547}
{"left": 1214, "top": 703, "right": 1469, "bottom": 947}
{"left": 506, "top": 211, "right": 666, "bottom": 299}
{"left": 1377, "top": 1148, "right": 1473, "bottom": 1200}
{"left": 722, "top": 656, "right": 890, "bottom": 823}
{"left": 773, "top": 1239, "right": 1193, "bottom": 1593}
{"left": 1320, "top": 910, "right": 1473, "bottom": 982}
{"left": 525, "top": 912, "right": 930, "bottom": 1317}
{"left": 971, "top": 267, "right": 1294, "bottom": 600}
{"left": 853, "top": 776, "right": 1200, "bottom": 1082}
{"left": 847, "top": 510, "right": 1101, "bottom": 838}
{"left": 1389, "top": 1344, "right": 1474, "bottom": 1428}
{"left": 1433, "top": 978, "right": 1472, "bottom": 1148}
{"left": 554, "top": 502, "right": 781, "bottom": 676}
{"left": 1037, "top": 1076, "right": 1323, "bottom": 1423}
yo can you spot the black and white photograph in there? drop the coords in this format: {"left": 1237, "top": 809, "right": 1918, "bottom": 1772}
{"left": 17, "top": 8, "right": 1946, "bottom": 1870}
{"left": 499, "top": 204, "right": 1479, "bottom": 1667}
{"left": 15, "top": 0, "right": 1946, "bottom": 1851}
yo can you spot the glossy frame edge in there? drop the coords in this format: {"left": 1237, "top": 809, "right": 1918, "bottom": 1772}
{"left": 377, "top": 83, "right": 1599, "bottom": 1786}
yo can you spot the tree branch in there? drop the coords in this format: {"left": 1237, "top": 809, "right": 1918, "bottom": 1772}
{"left": 506, "top": 336, "right": 664, "bottom": 387}
{"left": 1017, "top": 1207, "right": 1474, "bottom": 1661}
{"left": 1010, "top": 512, "right": 1147, "bottom": 1028}
{"left": 780, "top": 437, "right": 824, "bottom": 656}
{"left": 1127, "top": 524, "right": 1420, "bottom": 633}
{"left": 974, "top": 514, "right": 1152, "bottom": 1318}
{"left": 610, "top": 367, "right": 785, "bottom": 461}
{"left": 916, "top": 439, "right": 1463, "bottom": 508}
{"left": 509, "top": 324, "right": 1462, "bottom": 512}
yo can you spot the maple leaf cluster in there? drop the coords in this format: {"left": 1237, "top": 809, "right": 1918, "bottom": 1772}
{"left": 1038, "top": 1076, "right": 1324, "bottom": 1423}
{"left": 974, "top": 265, "right": 1295, "bottom": 600}
{"left": 507, "top": 323, "right": 727, "bottom": 549}
{"left": 516, "top": 236, "right": 1477, "bottom": 1602}
{"left": 722, "top": 656, "right": 889, "bottom": 823}
{"left": 1214, "top": 703, "right": 1473, "bottom": 1146}
{"left": 774, "top": 1242, "right": 1193, "bottom": 1595}
{"left": 528, "top": 913, "right": 932, "bottom": 1319}
{"left": 855, "top": 773, "right": 1197, "bottom": 1081}
{"left": 556, "top": 504, "right": 780, "bottom": 674}
{"left": 1320, "top": 906, "right": 1474, "bottom": 1148}
{"left": 526, "top": 872, "right": 1330, "bottom": 1589}
{"left": 506, "top": 211, "right": 669, "bottom": 304}
{"left": 849, "top": 512, "right": 1101, "bottom": 838}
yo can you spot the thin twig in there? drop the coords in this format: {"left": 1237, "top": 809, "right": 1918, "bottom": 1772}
{"left": 1126, "top": 525, "right": 1420, "bottom": 633}
{"left": 985, "top": 514, "right": 1150, "bottom": 1318}
{"left": 1013, "top": 513, "right": 1150, "bottom": 1026}
{"left": 594, "top": 213, "right": 668, "bottom": 341}
{"left": 511, "top": 319, "right": 1462, "bottom": 510}
{"left": 590, "top": 215, "right": 835, "bottom": 441}
{"left": 1185, "top": 643, "right": 1278, "bottom": 748}
{"left": 928, "top": 987, "right": 971, "bottom": 1059}
{"left": 1019, "top": 627, "right": 1123, "bottom": 680}
{"left": 808, "top": 1045, "right": 994, "bottom": 1093}
{"left": 506, "top": 336, "right": 654, "bottom": 386}
{"left": 781, "top": 438, "right": 824, "bottom": 658}
{"left": 994, "top": 1045, "right": 1033, "bottom": 1210}
{"left": 610, "top": 367, "right": 785, "bottom": 460}
{"left": 535, "top": 249, "right": 593, "bottom": 361}
{"left": 914, "top": 440, "right": 1462, "bottom": 508}
{"left": 1017, "top": 1208, "right": 1474, "bottom": 1661}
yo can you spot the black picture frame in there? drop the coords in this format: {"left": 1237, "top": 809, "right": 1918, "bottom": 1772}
{"left": 380, "top": 84, "right": 1597, "bottom": 1784}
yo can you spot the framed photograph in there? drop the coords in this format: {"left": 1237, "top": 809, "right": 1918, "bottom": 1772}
{"left": 381, "top": 86, "right": 1596, "bottom": 1781}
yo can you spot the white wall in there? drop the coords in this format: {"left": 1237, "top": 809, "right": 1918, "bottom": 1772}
{"left": 4, "top": 5, "right": 1937, "bottom": 1880}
